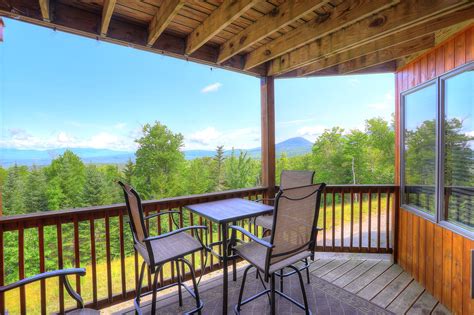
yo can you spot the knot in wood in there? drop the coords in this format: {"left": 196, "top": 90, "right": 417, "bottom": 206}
{"left": 369, "top": 16, "right": 386, "bottom": 28}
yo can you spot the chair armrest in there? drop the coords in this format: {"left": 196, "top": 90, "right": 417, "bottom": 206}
{"left": 316, "top": 227, "right": 323, "bottom": 231}
{"left": 0, "top": 268, "right": 85, "bottom": 293}
{"left": 229, "top": 225, "right": 273, "bottom": 249}
{"left": 145, "top": 211, "right": 180, "bottom": 220}
{"left": 144, "top": 225, "right": 208, "bottom": 242}
{"left": 255, "top": 198, "right": 275, "bottom": 203}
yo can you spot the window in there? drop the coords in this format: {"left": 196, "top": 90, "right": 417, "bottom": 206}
{"left": 401, "top": 80, "right": 438, "bottom": 216}
{"left": 401, "top": 62, "right": 474, "bottom": 236}
{"left": 441, "top": 65, "right": 474, "bottom": 231}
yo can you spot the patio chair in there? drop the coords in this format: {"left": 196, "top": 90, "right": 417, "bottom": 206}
{"left": 0, "top": 268, "right": 99, "bottom": 314}
{"left": 118, "top": 181, "right": 207, "bottom": 315}
{"left": 231, "top": 183, "right": 325, "bottom": 315}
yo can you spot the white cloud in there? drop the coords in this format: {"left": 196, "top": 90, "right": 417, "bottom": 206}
{"left": 189, "top": 127, "right": 221, "bottom": 146}
{"left": 114, "top": 122, "right": 127, "bottom": 130}
{"left": 466, "top": 130, "right": 474, "bottom": 137}
{"left": 201, "top": 82, "right": 222, "bottom": 93}
{"left": 184, "top": 127, "right": 260, "bottom": 150}
{"left": 277, "top": 118, "right": 316, "bottom": 126}
{"left": 367, "top": 91, "right": 394, "bottom": 112}
{"left": 297, "top": 125, "right": 327, "bottom": 141}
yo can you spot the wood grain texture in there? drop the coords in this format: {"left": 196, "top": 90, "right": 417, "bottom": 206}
{"left": 396, "top": 24, "right": 474, "bottom": 315}
{"left": 147, "top": 0, "right": 184, "bottom": 46}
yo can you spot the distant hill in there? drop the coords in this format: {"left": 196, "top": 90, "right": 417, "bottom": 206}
{"left": 0, "top": 137, "right": 313, "bottom": 167}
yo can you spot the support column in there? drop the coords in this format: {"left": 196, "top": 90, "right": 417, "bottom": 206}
{"left": 261, "top": 76, "right": 276, "bottom": 197}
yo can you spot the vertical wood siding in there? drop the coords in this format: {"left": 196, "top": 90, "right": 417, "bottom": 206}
{"left": 396, "top": 24, "right": 474, "bottom": 315}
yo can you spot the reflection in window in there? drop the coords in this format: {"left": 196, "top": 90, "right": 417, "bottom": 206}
{"left": 443, "top": 68, "right": 474, "bottom": 230}
{"left": 402, "top": 82, "right": 437, "bottom": 214}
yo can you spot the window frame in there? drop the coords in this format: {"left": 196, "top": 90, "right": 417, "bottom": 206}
{"left": 400, "top": 78, "right": 439, "bottom": 223}
{"left": 400, "top": 61, "right": 474, "bottom": 239}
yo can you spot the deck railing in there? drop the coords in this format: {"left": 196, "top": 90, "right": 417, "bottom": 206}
{"left": 0, "top": 185, "right": 399, "bottom": 314}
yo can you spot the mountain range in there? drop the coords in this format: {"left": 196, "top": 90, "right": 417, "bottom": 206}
{"left": 0, "top": 137, "right": 313, "bottom": 167}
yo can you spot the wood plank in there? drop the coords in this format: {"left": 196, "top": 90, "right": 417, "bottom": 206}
{"left": 245, "top": 0, "right": 396, "bottom": 70}
{"left": 445, "top": 39, "right": 456, "bottom": 71}
{"left": 462, "top": 238, "right": 473, "bottom": 315}
{"left": 39, "top": 0, "right": 50, "bottom": 22}
{"left": 425, "top": 220, "right": 434, "bottom": 294}
{"left": 260, "top": 76, "right": 275, "bottom": 196}
{"left": 147, "top": 0, "right": 185, "bottom": 46}
{"left": 466, "top": 26, "right": 474, "bottom": 61}
{"left": 433, "top": 225, "right": 444, "bottom": 301}
{"left": 418, "top": 217, "right": 426, "bottom": 287}
{"left": 333, "top": 259, "right": 380, "bottom": 287}
{"left": 406, "top": 291, "right": 438, "bottom": 315}
{"left": 442, "top": 229, "right": 453, "bottom": 309}
{"left": 293, "top": 6, "right": 474, "bottom": 77}
{"left": 344, "top": 260, "right": 392, "bottom": 293}
{"left": 371, "top": 272, "right": 413, "bottom": 308}
{"left": 412, "top": 214, "right": 420, "bottom": 281}
{"left": 185, "top": 0, "right": 258, "bottom": 55}
{"left": 432, "top": 303, "right": 451, "bottom": 315}
{"left": 406, "top": 211, "right": 413, "bottom": 275}
{"left": 357, "top": 264, "right": 403, "bottom": 300}
{"left": 436, "top": 44, "right": 446, "bottom": 76}
{"left": 322, "top": 259, "right": 365, "bottom": 282}
{"left": 100, "top": 0, "right": 117, "bottom": 37}
{"left": 451, "top": 233, "right": 463, "bottom": 315}
{"left": 454, "top": 32, "right": 466, "bottom": 66}
{"left": 337, "top": 34, "right": 435, "bottom": 74}
{"left": 217, "top": 0, "right": 329, "bottom": 64}
{"left": 313, "top": 259, "right": 349, "bottom": 277}
{"left": 267, "top": 0, "right": 471, "bottom": 75}
{"left": 309, "top": 258, "right": 334, "bottom": 272}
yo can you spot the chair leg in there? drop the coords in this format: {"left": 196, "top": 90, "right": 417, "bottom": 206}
{"left": 176, "top": 261, "right": 183, "bottom": 307}
{"left": 292, "top": 265, "right": 310, "bottom": 315}
{"left": 305, "top": 258, "right": 310, "bottom": 284}
{"left": 270, "top": 273, "right": 276, "bottom": 315}
{"left": 150, "top": 265, "right": 162, "bottom": 315}
{"left": 135, "top": 261, "right": 146, "bottom": 313}
{"left": 181, "top": 258, "right": 202, "bottom": 315}
{"left": 236, "top": 265, "right": 253, "bottom": 312}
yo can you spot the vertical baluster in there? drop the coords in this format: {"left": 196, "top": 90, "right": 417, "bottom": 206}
{"left": 57, "top": 222, "right": 64, "bottom": 314}
{"left": 0, "top": 226, "right": 4, "bottom": 314}
{"left": 359, "top": 191, "right": 363, "bottom": 251}
{"left": 341, "top": 190, "right": 344, "bottom": 250}
{"left": 368, "top": 189, "right": 372, "bottom": 251}
{"left": 323, "top": 190, "right": 326, "bottom": 251}
{"left": 332, "top": 190, "right": 336, "bottom": 251}
{"left": 105, "top": 213, "right": 112, "bottom": 302}
{"left": 199, "top": 216, "right": 204, "bottom": 273}
{"left": 377, "top": 188, "right": 381, "bottom": 251}
{"left": 209, "top": 219, "right": 214, "bottom": 270}
{"left": 38, "top": 224, "right": 46, "bottom": 315}
{"left": 169, "top": 208, "right": 175, "bottom": 282}
{"left": 19, "top": 224, "right": 26, "bottom": 315}
{"left": 157, "top": 208, "right": 163, "bottom": 286}
{"left": 189, "top": 212, "right": 196, "bottom": 269}
{"left": 119, "top": 210, "right": 126, "bottom": 298}
{"left": 90, "top": 218, "right": 97, "bottom": 306}
{"left": 145, "top": 207, "right": 151, "bottom": 289}
{"left": 218, "top": 222, "right": 222, "bottom": 267}
{"left": 73, "top": 216, "right": 81, "bottom": 306}
{"left": 350, "top": 188, "right": 354, "bottom": 250}
{"left": 386, "top": 189, "right": 391, "bottom": 251}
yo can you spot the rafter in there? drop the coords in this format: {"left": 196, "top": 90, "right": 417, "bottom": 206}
{"left": 100, "top": 0, "right": 116, "bottom": 37}
{"left": 267, "top": 0, "right": 471, "bottom": 76}
{"left": 291, "top": 6, "right": 474, "bottom": 77}
{"left": 244, "top": 0, "right": 398, "bottom": 70}
{"left": 185, "top": 0, "right": 258, "bottom": 56}
{"left": 338, "top": 34, "right": 435, "bottom": 74}
{"left": 147, "top": 0, "right": 184, "bottom": 47}
{"left": 39, "top": 0, "right": 50, "bottom": 22}
{"left": 217, "top": 0, "right": 329, "bottom": 64}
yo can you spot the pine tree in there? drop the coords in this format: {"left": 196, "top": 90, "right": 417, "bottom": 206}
{"left": 123, "top": 158, "right": 135, "bottom": 184}
{"left": 24, "top": 166, "right": 48, "bottom": 212}
{"left": 213, "top": 145, "right": 226, "bottom": 191}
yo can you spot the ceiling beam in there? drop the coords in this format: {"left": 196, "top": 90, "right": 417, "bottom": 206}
{"left": 100, "top": 0, "right": 116, "bottom": 37}
{"left": 185, "top": 0, "right": 258, "bottom": 56}
{"left": 337, "top": 34, "right": 435, "bottom": 74}
{"left": 147, "top": 0, "right": 184, "bottom": 47}
{"left": 268, "top": 0, "right": 471, "bottom": 76}
{"left": 290, "top": 6, "right": 474, "bottom": 77}
{"left": 39, "top": 0, "right": 50, "bottom": 22}
{"left": 217, "top": 0, "right": 330, "bottom": 64}
{"left": 244, "top": 0, "right": 398, "bottom": 70}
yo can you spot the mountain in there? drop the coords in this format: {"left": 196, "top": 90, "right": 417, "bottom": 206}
{"left": 0, "top": 137, "right": 313, "bottom": 167}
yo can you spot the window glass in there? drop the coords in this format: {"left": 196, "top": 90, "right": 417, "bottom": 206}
{"left": 402, "top": 82, "right": 437, "bottom": 214}
{"left": 443, "top": 68, "right": 474, "bottom": 230}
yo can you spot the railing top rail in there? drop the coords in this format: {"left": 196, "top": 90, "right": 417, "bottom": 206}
{"left": 0, "top": 186, "right": 268, "bottom": 225}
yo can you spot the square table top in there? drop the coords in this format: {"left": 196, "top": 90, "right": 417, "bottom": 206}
{"left": 186, "top": 198, "right": 273, "bottom": 224}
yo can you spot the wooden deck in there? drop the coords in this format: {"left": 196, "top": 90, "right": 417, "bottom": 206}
{"left": 103, "top": 253, "right": 451, "bottom": 314}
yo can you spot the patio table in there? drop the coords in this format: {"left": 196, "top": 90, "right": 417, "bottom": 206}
{"left": 186, "top": 198, "right": 273, "bottom": 314}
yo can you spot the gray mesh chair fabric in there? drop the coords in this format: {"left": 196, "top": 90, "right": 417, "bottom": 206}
{"left": 232, "top": 183, "right": 325, "bottom": 315}
{"left": 118, "top": 181, "right": 206, "bottom": 315}
{"left": 255, "top": 170, "right": 315, "bottom": 230}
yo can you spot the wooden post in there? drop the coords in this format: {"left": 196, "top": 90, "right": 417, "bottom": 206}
{"left": 261, "top": 76, "right": 276, "bottom": 198}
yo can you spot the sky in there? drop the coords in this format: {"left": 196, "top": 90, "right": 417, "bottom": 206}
{"left": 0, "top": 18, "right": 395, "bottom": 152}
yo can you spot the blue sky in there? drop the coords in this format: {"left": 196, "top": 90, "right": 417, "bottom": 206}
{"left": 0, "top": 18, "right": 395, "bottom": 152}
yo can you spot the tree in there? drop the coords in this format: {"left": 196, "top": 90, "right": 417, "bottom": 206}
{"left": 213, "top": 146, "right": 226, "bottom": 191}
{"left": 134, "top": 121, "right": 186, "bottom": 199}
{"left": 82, "top": 165, "right": 106, "bottom": 206}
{"left": 224, "top": 149, "right": 258, "bottom": 189}
{"left": 3, "top": 164, "right": 28, "bottom": 215}
{"left": 24, "top": 166, "right": 48, "bottom": 212}
{"left": 185, "top": 157, "right": 215, "bottom": 194}
{"left": 123, "top": 158, "right": 135, "bottom": 184}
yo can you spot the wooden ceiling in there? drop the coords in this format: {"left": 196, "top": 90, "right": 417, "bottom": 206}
{"left": 0, "top": 0, "right": 473, "bottom": 78}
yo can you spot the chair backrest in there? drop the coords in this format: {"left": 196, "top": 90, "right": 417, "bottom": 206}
{"left": 268, "top": 183, "right": 325, "bottom": 267}
{"left": 280, "top": 170, "right": 315, "bottom": 190}
{"left": 118, "top": 181, "right": 148, "bottom": 245}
